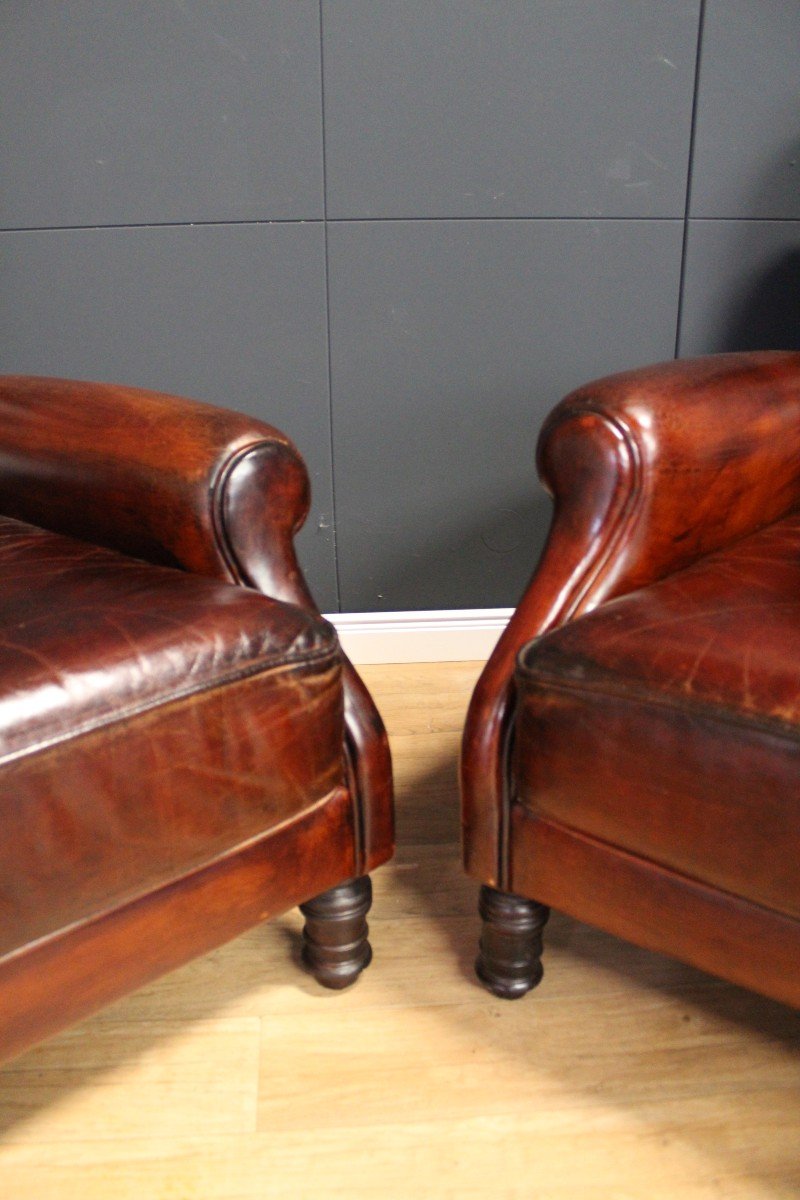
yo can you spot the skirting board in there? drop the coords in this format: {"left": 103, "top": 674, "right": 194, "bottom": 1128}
{"left": 324, "top": 608, "right": 513, "bottom": 665}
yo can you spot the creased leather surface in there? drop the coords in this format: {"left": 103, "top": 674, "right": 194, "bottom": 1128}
{"left": 0, "top": 514, "right": 337, "bottom": 762}
{"left": 0, "top": 515, "right": 346, "bottom": 955}
{"left": 518, "top": 512, "right": 800, "bottom": 730}
{"left": 515, "top": 513, "right": 800, "bottom": 919}
{"left": 0, "top": 375, "right": 394, "bottom": 882}
{"left": 0, "top": 670, "right": 345, "bottom": 956}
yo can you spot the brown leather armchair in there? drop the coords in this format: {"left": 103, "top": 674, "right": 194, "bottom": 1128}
{"left": 0, "top": 376, "right": 394, "bottom": 1062}
{"left": 461, "top": 351, "right": 800, "bottom": 1008}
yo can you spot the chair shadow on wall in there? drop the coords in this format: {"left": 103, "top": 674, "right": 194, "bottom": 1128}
{"left": 720, "top": 245, "right": 800, "bottom": 352}
{"left": 713, "top": 139, "right": 800, "bottom": 353}
{"left": 360, "top": 490, "right": 553, "bottom": 612}
{"left": 357, "top": 233, "right": 800, "bottom": 614}
{"left": 373, "top": 221, "right": 800, "bottom": 617}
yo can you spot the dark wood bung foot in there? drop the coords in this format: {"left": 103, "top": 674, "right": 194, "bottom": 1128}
{"left": 476, "top": 885, "right": 549, "bottom": 1000}
{"left": 300, "top": 876, "right": 373, "bottom": 989}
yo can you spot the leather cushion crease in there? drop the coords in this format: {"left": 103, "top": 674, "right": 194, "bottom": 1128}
{"left": 0, "top": 514, "right": 338, "bottom": 759}
{"left": 0, "top": 374, "right": 393, "bottom": 1062}
{"left": 515, "top": 512, "right": 800, "bottom": 921}
{"left": 0, "top": 514, "right": 344, "bottom": 957}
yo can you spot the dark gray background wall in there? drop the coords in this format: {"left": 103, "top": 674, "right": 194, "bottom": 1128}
{"left": 2, "top": 1, "right": 798, "bottom": 612}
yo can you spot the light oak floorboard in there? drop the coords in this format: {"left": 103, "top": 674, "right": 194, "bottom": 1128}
{"left": 0, "top": 661, "right": 797, "bottom": 1199}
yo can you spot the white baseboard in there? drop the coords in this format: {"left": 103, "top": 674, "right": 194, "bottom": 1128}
{"left": 325, "top": 608, "right": 513, "bottom": 665}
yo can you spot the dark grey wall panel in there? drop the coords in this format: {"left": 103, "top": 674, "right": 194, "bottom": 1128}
{"left": 690, "top": 1, "right": 800, "bottom": 218}
{"left": 328, "top": 219, "right": 684, "bottom": 612}
{"left": 0, "top": 223, "right": 337, "bottom": 608}
{"left": 678, "top": 220, "right": 800, "bottom": 356}
{"left": 0, "top": 1, "right": 323, "bottom": 228}
{"left": 322, "top": 0, "right": 700, "bottom": 219}
{"left": 5, "top": 1, "right": 763, "bottom": 615}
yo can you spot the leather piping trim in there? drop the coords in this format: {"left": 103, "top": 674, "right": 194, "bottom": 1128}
{"left": 210, "top": 439, "right": 303, "bottom": 588}
{"left": 497, "top": 702, "right": 516, "bottom": 891}
{"left": 549, "top": 403, "right": 645, "bottom": 624}
{"left": 494, "top": 404, "right": 643, "bottom": 888}
{"left": 516, "top": 668, "right": 800, "bottom": 745}
{"left": 0, "top": 642, "right": 340, "bottom": 769}
{"left": 0, "top": 786, "right": 350, "bottom": 966}
{"left": 511, "top": 810, "right": 800, "bottom": 924}
{"left": 341, "top": 729, "right": 365, "bottom": 878}
{"left": 210, "top": 442, "right": 372, "bottom": 878}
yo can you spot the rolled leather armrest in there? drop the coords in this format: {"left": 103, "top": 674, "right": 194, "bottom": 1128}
{"left": 0, "top": 375, "right": 307, "bottom": 580}
{"left": 0, "top": 376, "right": 392, "bottom": 867}
{"left": 462, "top": 350, "right": 800, "bottom": 884}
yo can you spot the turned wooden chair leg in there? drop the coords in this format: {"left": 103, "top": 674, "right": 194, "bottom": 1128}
{"left": 476, "top": 884, "right": 550, "bottom": 1000}
{"left": 300, "top": 876, "right": 373, "bottom": 989}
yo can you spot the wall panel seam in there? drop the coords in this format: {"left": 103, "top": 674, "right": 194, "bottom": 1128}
{"left": 318, "top": 0, "right": 342, "bottom": 611}
{"left": 674, "top": 0, "right": 707, "bottom": 358}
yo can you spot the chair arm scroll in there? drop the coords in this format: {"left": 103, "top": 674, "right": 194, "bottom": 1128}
{"left": 462, "top": 350, "right": 800, "bottom": 884}
{"left": 0, "top": 376, "right": 393, "bottom": 870}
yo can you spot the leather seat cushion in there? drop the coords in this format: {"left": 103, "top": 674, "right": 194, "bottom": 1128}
{"left": 0, "top": 516, "right": 344, "bottom": 954}
{"left": 514, "top": 512, "right": 800, "bottom": 920}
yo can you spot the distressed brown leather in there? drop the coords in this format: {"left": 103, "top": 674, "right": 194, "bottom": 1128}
{"left": 0, "top": 375, "right": 295, "bottom": 575}
{"left": 462, "top": 351, "right": 800, "bottom": 1007}
{"left": 0, "top": 376, "right": 394, "bottom": 1062}
{"left": 0, "top": 514, "right": 343, "bottom": 951}
{"left": 515, "top": 511, "right": 800, "bottom": 920}
{"left": 0, "top": 376, "right": 393, "bottom": 871}
{"left": 462, "top": 351, "right": 800, "bottom": 886}
{"left": 0, "top": 515, "right": 338, "bottom": 761}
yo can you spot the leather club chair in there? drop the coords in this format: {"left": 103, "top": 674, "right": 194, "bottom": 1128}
{"left": 0, "top": 376, "right": 394, "bottom": 1063}
{"left": 461, "top": 351, "right": 800, "bottom": 1008}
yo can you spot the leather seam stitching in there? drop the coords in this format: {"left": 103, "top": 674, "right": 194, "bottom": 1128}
{"left": 511, "top": 809, "right": 800, "bottom": 924}
{"left": 0, "top": 643, "right": 340, "bottom": 768}
{"left": 516, "top": 671, "right": 800, "bottom": 743}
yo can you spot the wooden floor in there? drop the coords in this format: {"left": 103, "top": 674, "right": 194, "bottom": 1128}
{"left": 0, "top": 660, "right": 798, "bottom": 1198}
